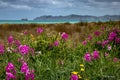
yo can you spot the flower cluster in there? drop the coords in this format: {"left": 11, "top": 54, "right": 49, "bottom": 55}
{"left": 6, "top": 62, "right": 16, "bottom": 80}
{"left": 21, "top": 62, "right": 34, "bottom": 80}
{"left": 108, "top": 29, "right": 120, "bottom": 44}
{"left": 94, "top": 31, "right": 101, "bottom": 36}
{"left": 84, "top": 50, "right": 100, "bottom": 62}
{"left": 18, "top": 45, "right": 29, "bottom": 55}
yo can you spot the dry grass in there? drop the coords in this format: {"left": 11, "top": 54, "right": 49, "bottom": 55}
{"left": 0, "top": 21, "right": 120, "bottom": 43}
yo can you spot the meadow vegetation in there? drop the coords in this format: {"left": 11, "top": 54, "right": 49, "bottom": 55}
{"left": 0, "top": 21, "right": 120, "bottom": 80}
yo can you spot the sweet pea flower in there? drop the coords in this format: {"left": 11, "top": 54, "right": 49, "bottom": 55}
{"left": 6, "top": 62, "right": 15, "bottom": 73}
{"left": 25, "top": 69, "right": 35, "bottom": 80}
{"left": 7, "top": 35, "right": 14, "bottom": 44}
{"left": 108, "top": 32, "right": 117, "bottom": 41}
{"left": 15, "top": 40, "right": 21, "bottom": 46}
{"left": 82, "top": 40, "right": 87, "bottom": 45}
{"left": 6, "top": 72, "right": 16, "bottom": 80}
{"left": 115, "top": 37, "right": 120, "bottom": 44}
{"left": 21, "top": 62, "right": 29, "bottom": 73}
{"left": 84, "top": 52, "right": 91, "bottom": 62}
{"left": 92, "top": 50, "right": 100, "bottom": 59}
{"left": 54, "top": 41, "right": 59, "bottom": 46}
{"left": 88, "top": 35, "right": 92, "bottom": 40}
{"left": 18, "top": 45, "right": 29, "bottom": 55}
{"left": 37, "top": 27, "right": 43, "bottom": 34}
{"left": 6, "top": 62, "right": 16, "bottom": 80}
{"left": 61, "top": 32, "right": 68, "bottom": 41}
{"left": 71, "top": 72, "right": 78, "bottom": 80}
{"left": 102, "top": 40, "right": 109, "bottom": 47}
{"left": 94, "top": 31, "right": 101, "bottom": 36}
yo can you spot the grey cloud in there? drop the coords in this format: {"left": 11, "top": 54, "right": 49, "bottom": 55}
{"left": 94, "top": 0, "right": 120, "bottom": 2}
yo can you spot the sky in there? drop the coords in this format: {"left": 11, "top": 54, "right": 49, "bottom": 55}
{"left": 0, "top": 0, "right": 120, "bottom": 20}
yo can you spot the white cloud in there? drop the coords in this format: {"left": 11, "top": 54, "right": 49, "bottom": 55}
{"left": 10, "top": 4, "right": 32, "bottom": 10}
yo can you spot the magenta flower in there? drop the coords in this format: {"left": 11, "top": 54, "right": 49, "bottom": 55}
{"left": 82, "top": 40, "right": 87, "bottom": 45}
{"left": 37, "top": 27, "right": 43, "bottom": 34}
{"left": 6, "top": 62, "right": 16, "bottom": 80}
{"left": 84, "top": 52, "right": 91, "bottom": 62}
{"left": 25, "top": 69, "right": 35, "bottom": 80}
{"left": 88, "top": 35, "right": 92, "bottom": 40}
{"left": 92, "top": 50, "right": 100, "bottom": 59}
{"left": 54, "top": 41, "right": 59, "bottom": 46}
{"left": 108, "top": 32, "right": 117, "bottom": 41}
{"left": 94, "top": 31, "right": 101, "bottom": 36}
{"left": 70, "top": 74, "right": 78, "bottom": 80}
{"left": 6, "top": 72, "right": 16, "bottom": 80}
{"left": 18, "top": 45, "right": 29, "bottom": 55}
{"left": 15, "top": 40, "right": 21, "bottom": 46}
{"left": 6, "top": 62, "right": 15, "bottom": 73}
{"left": 115, "top": 37, "right": 120, "bottom": 44}
{"left": 21, "top": 62, "right": 35, "bottom": 80}
{"left": 7, "top": 35, "right": 14, "bottom": 44}
{"left": 97, "top": 41, "right": 101, "bottom": 45}
{"left": 0, "top": 44, "right": 4, "bottom": 54}
{"left": 102, "top": 40, "right": 109, "bottom": 47}
{"left": 21, "top": 62, "right": 29, "bottom": 73}
{"left": 23, "top": 30, "right": 28, "bottom": 35}
{"left": 61, "top": 32, "right": 68, "bottom": 41}
{"left": 113, "top": 57, "right": 119, "bottom": 62}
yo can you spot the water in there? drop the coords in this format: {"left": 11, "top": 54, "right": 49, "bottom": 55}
{"left": 0, "top": 19, "right": 112, "bottom": 24}
{"left": 0, "top": 20, "right": 81, "bottom": 24}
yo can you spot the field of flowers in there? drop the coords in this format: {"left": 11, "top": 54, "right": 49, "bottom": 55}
{"left": 0, "top": 22, "right": 120, "bottom": 80}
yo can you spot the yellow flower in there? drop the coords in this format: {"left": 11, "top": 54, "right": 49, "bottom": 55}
{"left": 80, "top": 64, "right": 84, "bottom": 67}
{"left": 71, "top": 71, "right": 78, "bottom": 75}
{"left": 30, "top": 34, "right": 35, "bottom": 41}
{"left": 81, "top": 68, "right": 85, "bottom": 71}
{"left": 78, "top": 75, "right": 82, "bottom": 79}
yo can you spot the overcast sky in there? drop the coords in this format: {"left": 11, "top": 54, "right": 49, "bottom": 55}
{"left": 0, "top": 0, "right": 120, "bottom": 20}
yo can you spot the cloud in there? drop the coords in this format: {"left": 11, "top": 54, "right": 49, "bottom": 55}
{"left": 94, "top": 0, "right": 120, "bottom": 2}
{"left": 0, "top": 1, "right": 32, "bottom": 10}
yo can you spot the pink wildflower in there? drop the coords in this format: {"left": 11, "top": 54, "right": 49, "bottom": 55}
{"left": 25, "top": 69, "right": 35, "bottom": 80}
{"left": 115, "top": 37, "right": 120, "bottom": 44}
{"left": 94, "top": 31, "right": 101, "bottom": 36}
{"left": 15, "top": 40, "right": 21, "bottom": 46}
{"left": 113, "top": 57, "right": 119, "bottom": 62}
{"left": 6, "top": 72, "right": 16, "bottom": 80}
{"left": 102, "top": 40, "right": 109, "bottom": 47}
{"left": 82, "top": 40, "right": 87, "bottom": 45}
{"left": 61, "top": 32, "right": 68, "bottom": 41}
{"left": 6, "top": 62, "right": 16, "bottom": 80}
{"left": 84, "top": 52, "right": 91, "bottom": 62}
{"left": 21, "top": 62, "right": 29, "bottom": 73}
{"left": 54, "top": 41, "right": 59, "bottom": 46}
{"left": 88, "top": 35, "right": 92, "bottom": 40}
{"left": 70, "top": 74, "right": 78, "bottom": 80}
{"left": 108, "top": 32, "right": 117, "bottom": 41}
{"left": 7, "top": 35, "right": 14, "bottom": 44}
{"left": 37, "top": 27, "right": 43, "bottom": 34}
{"left": 92, "top": 50, "right": 100, "bottom": 59}
{"left": 18, "top": 45, "right": 29, "bottom": 55}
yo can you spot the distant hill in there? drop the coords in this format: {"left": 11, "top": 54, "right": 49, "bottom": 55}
{"left": 34, "top": 14, "right": 120, "bottom": 22}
